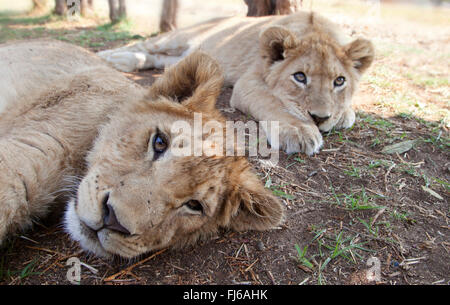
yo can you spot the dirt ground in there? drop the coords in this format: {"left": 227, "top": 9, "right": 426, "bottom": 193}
{"left": 0, "top": 0, "right": 448, "bottom": 285}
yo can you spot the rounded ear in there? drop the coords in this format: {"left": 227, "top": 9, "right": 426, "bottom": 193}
{"left": 147, "top": 51, "right": 224, "bottom": 114}
{"left": 345, "top": 38, "right": 375, "bottom": 74}
{"left": 259, "top": 26, "right": 298, "bottom": 65}
{"left": 222, "top": 161, "right": 285, "bottom": 231}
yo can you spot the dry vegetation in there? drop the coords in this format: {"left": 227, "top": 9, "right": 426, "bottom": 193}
{"left": 0, "top": 0, "right": 448, "bottom": 285}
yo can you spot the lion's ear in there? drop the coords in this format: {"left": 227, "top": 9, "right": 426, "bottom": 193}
{"left": 259, "top": 26, "right": 298, "bottom": 65}
{"left": 223, "top": 161, "right": 285, "bottom": 231}
{"left": 147, "top": 51, "right": 224, "bottom": 114}
{"left": 345, "top": 38, "right": 374, "bottom": 74}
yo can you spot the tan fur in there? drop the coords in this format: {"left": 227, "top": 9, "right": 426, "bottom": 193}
{"left": 0, "top": 40, "right": 284, "bottom": 258}
{"left": 98, "top": 11, "right": 374, "bottom": 155}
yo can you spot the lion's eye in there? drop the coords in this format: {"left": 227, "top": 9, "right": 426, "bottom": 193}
{"left": 152, "top": 133, "right": 168, "bottom": 155}
{"left": 184, "top": 200, "right": 203, "bottom": 214}
{"left": 334, "top": 76, "right": 346, "bottom": 87}
{"left": 293, "top": 72, "right": 307, "bottom": 84}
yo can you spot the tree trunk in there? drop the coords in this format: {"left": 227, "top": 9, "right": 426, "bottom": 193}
{"left": 245, "top": 0, "right": 301, "bottom": 16}
{"left": 108, "top": 0, "right": 118, "bottom": 22}
{"left": 54, "top": 0, "right": 67, "bottom": 16}
{"left": 80, "top": 0, "right": 88, "bottom": 16}
{"left": 109, "top": 0, "right": 126, "bottom": 23}
{"left": 118, "top": 0, "right": 127, "bottom": 19}
{"left": 244, "top": 0, "right": 271, "bottom": 16}
{"left": 81, "top": 0, "right": 94, "bottom": 16}
{"left": 160, "top": 0, "right": 178, "bottom": 32}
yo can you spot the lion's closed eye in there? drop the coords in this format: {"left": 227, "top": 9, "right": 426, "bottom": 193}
{"left": 182, "top": 200, "right": 204, "bottom": 215}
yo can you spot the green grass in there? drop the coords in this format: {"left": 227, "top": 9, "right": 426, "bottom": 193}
{"left": 295, "top": 244, "right": 314, "bottom": 269}
{"left": 430, "top": 177, "right": 450, "bottom": 191}
{"left": 296, "top": 227, "right": 375, "bottom": 284}
{"left": 0, "top": 241, "right": 41, "bottom": 282}
{"left": 365, "top": 65, "right": 396, "bottom": 89}
{"left": 405, "top": 72, "right": 449, "bottom": 88}
{"left": 286, "top": 156, "right": 306, "bottom": 169}
{"left": 368, "top": 159, "right": 393, "bottom": 170}
{"left": 397, "top": 115, "right": 449, "bottom": 150}
{"left": 359, "top": 114, "right": 396, "bottom": 130}
{"left": 423, "top": 130, "right": 450, "bottom": 150}
{"left": 0, "top": 240, "right": 15, "bottom": 281}
{"left": 391, "top": 210, "right": 413, "bottom": 222}
{"left": 359, "top": 111, "right": 449, "bottom": 151}
{"left": 0, "top": 13, "right": 52, "bottom": 25}
{"left": 265, "top": 176, "right": 295, "bottom": 200}
{"left": 0, "top": 13, "right": 145, "bottom": 47}
{"left": 270, "top": 185, "right": 295, "bottom": 200}
{"left": 357, "top": 217, "right": 380, "bottom": 237}
{"left": 344, "top": 165, "right": 361, "bottom": 179}
{"left": 57, "top": 19, "right": 145, "bottom": 48}
{"left": 17, "top": 259, "right": 41, "bottom": 280}
{"left": 324, "top": 128, "right": 345, "bottom": 143}
{"left": 330, "top": 186, "right": 385, "bottom": 211}
{"left": 318, "top": 231, "right": 371, "bottom": 268}
{"left": 360, "top": 47, "right": 449, "bottom": 124}
{"left": 57, "top": 26, "right": 144, "bottom": 48}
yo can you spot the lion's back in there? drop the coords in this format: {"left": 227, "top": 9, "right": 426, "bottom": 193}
{"left": 0, "top": 40, "right": 124, "bottom": 114}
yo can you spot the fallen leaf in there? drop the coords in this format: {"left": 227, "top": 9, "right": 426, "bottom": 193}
{"left": 382, "top": 140, "right": 418, "bottom": 154}
{"left": 421, "top": 186, "right": 443, "bottom": 200}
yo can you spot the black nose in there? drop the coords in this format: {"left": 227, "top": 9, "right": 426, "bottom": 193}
{"left": 102, "top": 193, "right": 131, "bottom": 235}
{"left": 309, "top": 112, "right": 330, "bottom": 126}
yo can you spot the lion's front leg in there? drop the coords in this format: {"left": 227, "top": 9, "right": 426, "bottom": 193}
{"left": 0, "top": 137, "right": 74, "bottom": 245}
{"left": 0, "top": 161, "right": 29, "bottom": 244}
{"left": 100, "top": 52, "right": 184, "bottom": 72}
{"left": 97, "top": 35, "right": 190, "bottom": 72}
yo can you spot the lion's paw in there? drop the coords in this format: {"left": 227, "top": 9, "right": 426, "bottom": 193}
{"left": 268, "top": 122, "right": 323, "bottom": 156}
{"left": 98, "top": 51, "right": 148, "bottom": 73}
{"left": 335, "top": 108, "right": 356, "bottom": 130}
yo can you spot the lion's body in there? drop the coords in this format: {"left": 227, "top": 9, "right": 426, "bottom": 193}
{"left": 0, "top": 40, "right": 283, "bottom": 258}
{"left": 0, "top": 40, "right": 145, "bottom": 243}
{"left": 97, "top": 11, "right": 374, "bottom": 155}
{"left": 98, "top": 13, "right": 344, "bottom": 84}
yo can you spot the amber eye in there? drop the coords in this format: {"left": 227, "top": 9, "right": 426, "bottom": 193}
{"left": 152, "top": 133, "right": 168, "bottom": 155}
{"left": 184, "top": 200, "right": 203, "bottom": 213}
{"left": 334, "top": 76, "right": 346, "bottom": 87}
{"left": 293, "top": 72, "right": 307, "bottom": 84}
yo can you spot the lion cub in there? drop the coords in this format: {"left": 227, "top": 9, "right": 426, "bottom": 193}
{"left": 98, "top": 11, "right": 374, "bottom": 155}
{"left": 0, "top": 40, "right": 283, "bottom": 258}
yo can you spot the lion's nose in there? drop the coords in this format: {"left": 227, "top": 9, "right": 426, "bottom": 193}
{"left": 309, "top": 112, "right": 330, "bottom": 126}
{"left": 102, "top": 193, "right": 131, "bottom": 235}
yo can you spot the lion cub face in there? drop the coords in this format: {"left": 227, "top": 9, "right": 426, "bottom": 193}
{"left": 260, "top": 25, "right": 374, "bottom": 132}
{"left": 65, "top": 53, "right": 284, "bottom": 258}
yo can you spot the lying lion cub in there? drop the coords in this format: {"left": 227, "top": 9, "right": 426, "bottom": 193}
{"left": 0, "top": 40, "right": 283, "bottom": 258}
{"left": 97, "top": 11, "right": 374, "bottom": 155}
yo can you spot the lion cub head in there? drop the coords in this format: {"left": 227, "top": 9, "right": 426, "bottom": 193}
{"left": 65, "top": 52, "right": 284, "bottom": 258}
{"left": 259, "top": 15, "right": 374, "bottom": 132}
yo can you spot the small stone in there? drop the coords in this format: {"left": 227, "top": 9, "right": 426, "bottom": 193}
{"left": 307, "top": 170, "right": 318, "bottom": 177}
{"left": 256, "top": 240, "right": 265, "bottom": 251}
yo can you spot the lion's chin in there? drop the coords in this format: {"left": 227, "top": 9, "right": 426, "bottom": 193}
{"left": 64, "top": 199, "right": 112, "bottom": 258}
